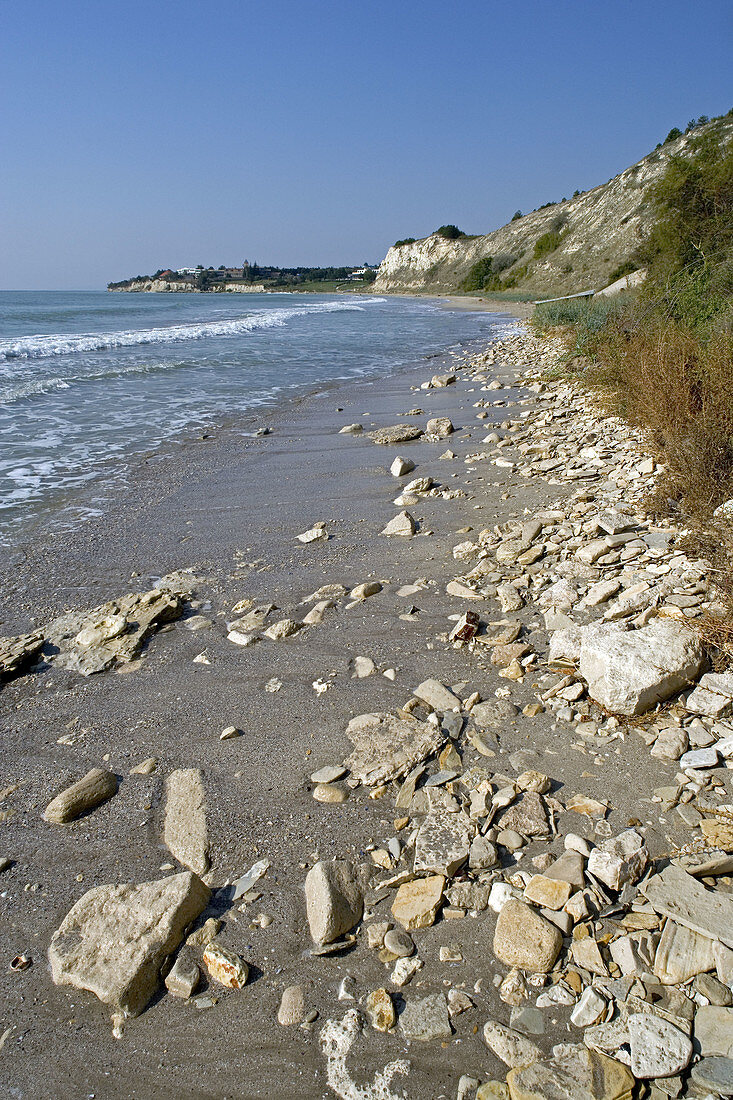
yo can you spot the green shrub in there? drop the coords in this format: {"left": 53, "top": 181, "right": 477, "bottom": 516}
{"left": 533, "top": 230, "right": 564, "bottom": 259}
{"left": 664, "top": 127, "right": 683, "bottom": 144}
{"left": 462, "top": 257, "right": 494, "bottom": 292}
{"left": 511, "top": 210, "right": 522, "bottom": 221}
{"left": 433, "top": 225, "right": 467, "bottom": 239}
{"left": 609, "top": 260, "right": 638, "bottom": 282}
{"left": 393, "top": 238, "right": 416, "bottom": 248}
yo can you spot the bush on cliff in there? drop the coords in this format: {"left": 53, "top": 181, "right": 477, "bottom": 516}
{"left": 433, "top": 225, "right": 467, "bottom": 239}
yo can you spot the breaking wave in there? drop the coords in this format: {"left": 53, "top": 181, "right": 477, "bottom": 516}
{"left": 0, "top": 298, "right": 383, "bottom": 362}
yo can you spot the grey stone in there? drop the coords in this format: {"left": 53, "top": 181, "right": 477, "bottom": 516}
{"left": 0, "top": 630, "right": 44, "bottom": 680}
{"left": 163, "top": 769, "right": 209, "bottom": 875}
{"left": 278, "top": 985, "right": 306, "bottom": 1025}
{"left": 165, "top": 951, "right": 200, "bottom": 998}
{"left": 381, "top": 511, "right": 416, "bottom": 538}
{"left": 497, "top": 793, "right": 549, "bottom": 838}
{"left": 413, "top": 679, "right": 462, "bottom": 712}
{"left": 694, "top": 1006, "right": 733, "bottom": 1057}
{"left": 690, "top": 1056, "right": 733, "bottom": 1095}
{"left": 469, "top": 835, "right": 498, "bottom": 870}
{"left": 310, "top": 765, "right": 348, "bottom": 784}
{"left": 49, "top": 871, "right": 210, "bottom": 1016}
{"left": 679, "top": 746, "right": 719, "bottom": 769}
{"left": 471, "top": 698, "right": 519, "bottom": 727}
{"left": 304, "top": 860, "right": 363, "bottom": 946}
{"left": 544, "top": 850, "right": 586, "bottom": 889}
{"left": 414, "top": 809, "right": 472, "bottom": 876}
{"left": 628, "top": 1013, "right": 693, "bottom": 1078}
{"left": 383, "top": 929, "right": 414, "bottom": 957}
{"left": 425, "top": 417, "right": 454, "bottom": 439}
{"left": 695, "top": 973, "right": 733, "bottom": 1006}
{"left": 399, "top": 993, "right": 452, "bottom": 1041}
{"left": 579, "top": 620, "right": 706, "bottom": 715}
{"left": 510, "top": 1006, "right": 546, "bottom": 1036}
{"left": 653, "top": 920, "right": 717, "bottom": 985}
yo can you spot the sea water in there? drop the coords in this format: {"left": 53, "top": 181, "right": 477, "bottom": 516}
{"left": 0, "top": 290, "right": 516, "bottom": 545}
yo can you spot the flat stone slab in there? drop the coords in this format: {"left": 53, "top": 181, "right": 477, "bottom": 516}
{"left": 506, "top": 1044, "right": 634, "bottom": 1100}
{"left": 163, "top": 769, "right": 209, "bottom": 875}
{"left": 414, "top": 809, "right": 472, "bottom": 876}
{"left": 413, "top": 679, "right": 462, "bottom": 712}
{"left": 686, "top": 672, "right": 733, "bottom": 718}
{"left": 641, "top": 863, "right": 733, "bottom": 948}
{"left": 628, "top": 1013, "right": 693, "bottom": 1078}
{"left": 399, "top": 993, "right": 451, "bottom": 1041}
{"left": 691, "top": 1056, "right": 733, "bottom": 1094}
{"left": 49, "top": 872, "right": 210, "bottom": 1016}
{"left": 344, "top": 712, "right": 445, "bottom": 787}
{"left": 367, "top": 425, "right": 423, "bottom": 445}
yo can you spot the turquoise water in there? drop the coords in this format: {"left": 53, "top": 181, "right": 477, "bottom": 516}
{"left": 0, "top": 290, "right": 515, "bottom": 543}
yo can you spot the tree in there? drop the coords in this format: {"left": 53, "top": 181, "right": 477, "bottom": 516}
{"left": 511, "top": 210, "right": 522, "bottom": 221}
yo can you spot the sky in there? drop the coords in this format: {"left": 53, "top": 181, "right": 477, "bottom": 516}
{"left": 1, "top": 0, "right": 731, "bottom": 289}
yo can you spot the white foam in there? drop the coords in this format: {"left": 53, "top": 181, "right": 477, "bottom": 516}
{"left": 0, "top": 298, "right": 380, "bottom": 363}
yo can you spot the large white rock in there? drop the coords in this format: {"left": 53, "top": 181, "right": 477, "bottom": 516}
{"left": 414, "top": 809, "right": 473, "bottom": 876}
{"left": 686, "top": 672, "right": 733, "bottom": 718}
{"left": 49, "top": 872, "right": 210, "bottom": 1016}
{"left": 579, "top": 620, "right": 706, "bottom": 715}
{"left": 587, "top": 829, "right": 647, "bottom": 891}
{"left": 305, "top": 860, "right": 363, "bottom": 945}
{"left": 628, "top": 1013, "right": 693, "bottom": 1078}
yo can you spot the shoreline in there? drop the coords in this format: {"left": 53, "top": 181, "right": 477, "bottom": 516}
{"left": 0, "top": 321, "right": 729, "bottom": 1099}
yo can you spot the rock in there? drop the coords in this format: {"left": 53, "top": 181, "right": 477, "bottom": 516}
{"left": 483, "top": 1020, "right": 542, "bottom": 1069}
{"left": 506, "top": 1045, "right": 634, "bottom": 1100}
{"left": 446, "top": 581, "right": 482, "bottom": 600}
{"left": 0, "top": 630, "right": 44, "bottom": 680}
{"left": 449, "top": 611, "right": 481, "bottom": 642}
{"left": 544, "top": 850, "right": 585, "bottom": 889}
{"left": 653, "top": 920, "right": 717, "bottom": 984}
{"left": 414, "top": 809, "right": 472, "bottom": 876}
{"left": 263, "top": 618, "right": 301, "bottom": 640}
{"left": 404, "top": 476, "right": 433, "bottom": 493}
{"left": 391, "top": 956, "right": 423, "bottom": 986}
{"left": 679, "top": 746, "right": 719, "bottom": 768}
{"left": 413, "top": 679, "right": 461, "bottom": 712}
{"left": 278, "top": 985, "right": 306, "bottom": 1025}
{"left": 628, "top": 1013, "right": 693, "bottom": 1077}
{"left": 587, "top": 829, "right": 647, "bottom": 891}
{"left": 695, "top": 973, "right": 733, "bottom": 1006}
{"left": 399, "top": 993, "right": 451, "bottom": 1041}
{"left": 344, "top": 712, "right": 445, "bottom": 787}
{"left": 43, "top": 767, "right": 118, "bottom": 824}
{"left": 425, "top": 417, "right": 454, "bottom": 439}
{"left": 686, "top": 672, "right": 733, "bottom": 718}
{"left": 390, "top": 456, "right": 415, "bottom": 477}
{"left": 203, "top": 942, "right": 249, "bottom": 989}
{"left": 650, "top": 725, "right": 688, "bottom": 761}
{"left": 130, "top": 757, "right": 158, "bottom": 775}
{"left": 497, "top": 829, "right": 525, "bottom": 852}
{"left": 694, "top": 1005, "right": 733, "bottom": 1057}
{"left": 338, "top": 423, "right": 362, "bottom": 434}
{"left": 548, "top": 627, "right": 583, "bottom": 666}
{"left": 641, "top": 864, "right": 733, "bottom": 948}
{"left": 579, "top": 620, "right": 706, "bottom": 715}
{"left": 296, "top": 523, "right": 328, "bottom": 544}
{"left": 571, "top": 929, "right": 609, "bottom": 977}
{"left": 367, "top": 424, "right": 423, "bottom": 445}
{"left": 349, "top": 581, "right": 382, "bottom": 600}
{"left": 498, "top": 793, "right": 548, "bottom": 837}
{"left": 381, "top": 511, "right": 416, "bottom": 538}
{"left": 310, "top": 765, "right": 347, "bottom": 784}
{"left": 471, "top": 698, "right": 519, "bottom": 727}
{"left": 570, "top": 988, "right": 607, "bottom": 1028}
{"left": 524, "top": 874, "right": 572, "bottom": 911}
{"left": 493, "top": 899, "right": 563, "bottom": 973}
{"left": 352, "top": 656, "right": 376, "bottom": 679}
{"left": 165, "top": 952, "right": 200, "bottom": 998}
{"left": 305, "top": 860, "right": 363, "bottom": 945}
{"left": 186, "top": 917, "right": 221, "bottom": 947}
{"left": 690, "top": 1056, "right": 733, "bottom": 1095}
{"left": 469, "top": 836, "right": 498, "bottom": 870}
{"left": 312, "top": 782, "right": 349, "bottom": 803}
{"left": 365, "top": 988, "right": 396, "bottom": 1031}
{"left": 49, "top": 871, "right": 210, "bottom": 1016}
{"left": 383, "top": 928, "right": 414, "bottom": 957}
{"left": 497, "top": 584, "right": 524, "bottom": 613}
{"left": 391, "top": 875, "right": 444, "bottom": 930}
{"left": 476, "top": 1084, "right": 509, "bottom": 1100}
{"left": 163, "top": 769, "right": 209, "bottom": 875}
{"left": 219, "top": 725, "right": 242, "bottom": 740}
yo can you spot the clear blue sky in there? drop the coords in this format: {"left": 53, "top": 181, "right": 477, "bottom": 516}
{"left": 2, "top": 0, "right": 731, "bottom": 289}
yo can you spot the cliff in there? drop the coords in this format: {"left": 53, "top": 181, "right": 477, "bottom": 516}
{"left": 373, "top": 120, "right": 733, "bottom": 297}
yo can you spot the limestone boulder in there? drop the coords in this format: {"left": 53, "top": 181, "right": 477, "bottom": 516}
{"left": 49, "top": 872, "right": 210, "bottom": 1016}
{"left": 493, "top": 899, "right": 563, "bottom": 973}
{"left": 579, "top": 620, "right": 706, "bottom": 715}
{"left": 305, "top": 860, "right": 363, "bottom": 945}
{"left": 344, "top": 712, "right": 445, "bottom": 787}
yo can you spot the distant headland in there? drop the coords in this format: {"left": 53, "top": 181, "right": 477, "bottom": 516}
{"left": 107, "top": 262, "right": 378, "bottom": 293}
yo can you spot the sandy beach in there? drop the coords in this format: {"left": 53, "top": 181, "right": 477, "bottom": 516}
{"left": 0, "top": 308, "right": 730, "bottom": 1099}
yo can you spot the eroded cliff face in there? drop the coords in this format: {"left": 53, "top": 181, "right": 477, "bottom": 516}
{"left": 373, "top": 122, "right": 733, "bottom": 297}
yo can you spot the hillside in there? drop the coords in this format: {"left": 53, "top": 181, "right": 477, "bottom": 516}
{"left": 373, "top": 118, "right": 733, "bottom": 297}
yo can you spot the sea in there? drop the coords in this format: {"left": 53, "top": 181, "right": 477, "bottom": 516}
{"left": 0, "top": 290, "right": 517, "bottom": 546}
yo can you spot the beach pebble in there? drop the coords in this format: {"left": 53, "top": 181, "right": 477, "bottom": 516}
{"left": 383, "top": 929, "right": 414, "bottom": 957}
{"left": 278, "top": 985, "right": 306, "bottom": 1025}
{"left": 390, "top": 456, "right": 415, "bottom": 477}
{"left": 349, "top": 581, "right": 382, "bottom": 600}
{"left": 43, "top": 768, "right": 118, "bottom": 825}
{"left": 312, "top": 783, "right": 349, "bottom": 803}
{"left": 219, "top": 726, "right": 242, "bottom": 740}
{"left": 203, "top": 942, "right": 249, "bottom": 989}
{"left": 310, "top": 765, "right": 347, "bottom": 784}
